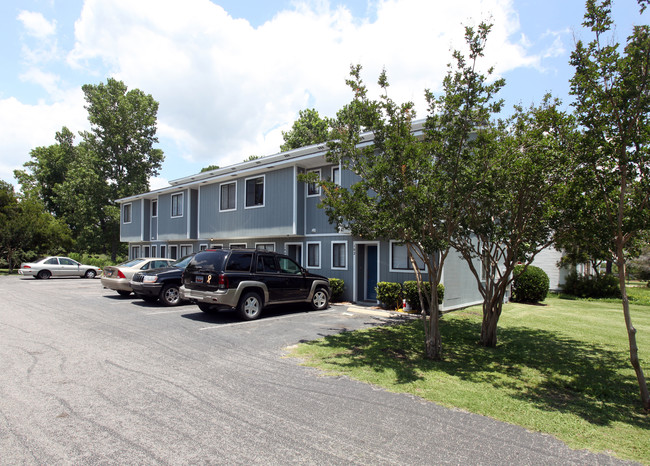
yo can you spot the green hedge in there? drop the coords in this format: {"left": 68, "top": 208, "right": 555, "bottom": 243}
{"left": 511, "top": 264, "right": 549, "bottom": 303}
{"left": 561, "top": 271, "right": 621, "bottom": 299}
{"left": 376, "top": 280, "right": 445, "bottom": 311}
{"left": 329, "top": 278, "right": 345, "bottom": 302}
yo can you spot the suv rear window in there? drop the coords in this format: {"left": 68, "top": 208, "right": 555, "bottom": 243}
{"left": 225, "top": 252, "right": 253, "bottom": 272}
{"left": 188, "top": 250, "right": 228, "bottom": 272}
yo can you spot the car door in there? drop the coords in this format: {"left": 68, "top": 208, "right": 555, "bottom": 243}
{"left": 58, "top": 257, "right": 80, "bottom": 277}
{"left": 277, "top": 255, "right": 309, "bottom": 300}
{"left": 255, "top": 254, "right": 285, "bottom": 301}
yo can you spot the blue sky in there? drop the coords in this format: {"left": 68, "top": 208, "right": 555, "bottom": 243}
{"left": 0, "top": 0, "right": 646, "bottom": 190}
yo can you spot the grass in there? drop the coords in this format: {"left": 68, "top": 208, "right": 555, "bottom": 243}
{"left": 289, "top": 294, "right": 650, "bottom": 463}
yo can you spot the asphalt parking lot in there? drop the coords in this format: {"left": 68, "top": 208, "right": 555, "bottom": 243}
{"left": 0, "top": 276, "right": 632, "bottom": 465}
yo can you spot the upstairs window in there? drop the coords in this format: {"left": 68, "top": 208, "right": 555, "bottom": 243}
{"left": 245, "top": 176, "right": 264, "bottom": 208}
{"left": 332, "top": 166, "right": 341, "bottom": 185}
{"left": 171, "top": 193, "right": 183, "bottom": 217}
{"left": 123, "top": 203, "right": 132, "bottom": 224}
{"left": 220, "top": 182, "right": 236, "bottom": 211}
{"left": 151, "top": 200, "right": 158, "bottom": 217}
{"left": 307, "top": 169, "right": 321, "bottom": 196}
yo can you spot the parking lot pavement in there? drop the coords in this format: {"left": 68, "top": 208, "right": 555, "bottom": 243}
{"left": 0, "top": 276, "right": 632, "bottom": 465}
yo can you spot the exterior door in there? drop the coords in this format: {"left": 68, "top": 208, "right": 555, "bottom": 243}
{"left": 365, "top": 245, "right": 378, "bottom": 300}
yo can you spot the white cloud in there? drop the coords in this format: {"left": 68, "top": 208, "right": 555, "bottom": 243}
{"left": 63, "top": 0, "right": 543, "bottom": 173}
{"left": 17, "top": 11, "right": 57, "bottom": 39}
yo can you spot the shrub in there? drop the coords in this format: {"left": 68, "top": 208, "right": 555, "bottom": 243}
{"left": 375, "top": 282, "right": 402, "bottom": 309}
{"left": 329, "top": 278, "right": 345, "bottom": 302}
{"left": 561, "top": 271, "right": 621, "bottom": 299}
{"left": 403, "top": 281, "right": 444, "bottom": 310}
{"left": 511, "top": 265, "right": 549, "bottom": 303}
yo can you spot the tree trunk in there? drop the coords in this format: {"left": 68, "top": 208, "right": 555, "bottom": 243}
{"left": 618, "top": 256, "right": 650, "bottom": 411}
{"left": 424, "top": 312, "right": 442, "bottom": 360}
{"left": 480, "top": 286, "right": 505, "bottom": 347}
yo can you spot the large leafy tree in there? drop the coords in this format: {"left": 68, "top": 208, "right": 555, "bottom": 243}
{"left": 281, "top": 108, "right": 331, "bottom": 151}
{"left": 569, "top": 0, "right": 650, "bottom": 410}
{"left": 314, "top": 23, "right": 502, "bottom": 360}
{"left": 452, "top": 96, "right": 574, "bottom": 347}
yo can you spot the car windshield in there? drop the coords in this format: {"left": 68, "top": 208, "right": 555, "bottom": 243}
{"left": 172, "top": 255, "right": 194, "bottom": 269}
{"left": 118, "top": 258, "right": 145, "bottom": 268}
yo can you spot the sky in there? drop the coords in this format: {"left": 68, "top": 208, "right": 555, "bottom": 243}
{"left": 0, "top": 0, "right": 646, "bottom": 191}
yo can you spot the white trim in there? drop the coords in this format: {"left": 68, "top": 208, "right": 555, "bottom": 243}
{"left": 180, "top": 244, "right": 193, "bottom": 257}
{"left": 171, "top": 192, "right": 184, "bottom": 218}
{"left": 306, "top": 241, "right": 321, "bottom": 269}
{"left": 331, "top": 240, "right": 348, "bottom": 270}
{"left": 219, "top": 180, "right": 237, "bottom": 212}
{"left": 230, "top": 243, "right": 247, "bottom": 249}
{"left": 244, "top": 174, "right": 265, "bottom": 209}
{"left": 255, "top": 242, "right": 276, "bottom": 251}
{"left": 307, "top": 169, "right": 321, "bottom": 197}
{"left": 169, "top": 245, "right": 178, "bottom": 260}
{"left": 199, "top": 243, "right": 208, "bottom": 251}
{"left": 143, "top": 245, "right": 150, "bottom": 258}
{"left": 151, "top": 245, "right": 157, "bottom": 257}
{"left": 331, "top": 165, "right": 341, "bottom": 185}
{"left": 292, "top": 166, "right": 298, "bottom": 235}
{"left": 160, "top": 244, "right": 167, "bottom": 258}
{"left": 140, "top": 199, "right": 145, "bottom": 241}
{"left": 210, "top": 243, "right": 224, "bottom": 249}
{"left": 151, "top": 199, "right": 158, "bottom": 217}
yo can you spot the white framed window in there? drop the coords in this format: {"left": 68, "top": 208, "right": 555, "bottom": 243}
{"left": 210, "top": 244, "right": 224, "bottom": 249}
{"left": 123, "top": 203, "right": 132, "bottom": 224}
{"left": 131, "top": 245, "right": 140, "bottom": 259}
{"left": 169, "top": 245, "right": 178, "bottom": 260}
{"left": 307, "top": 242, "right": 321, "bottom": 269}
{"left": 143, "top": 245, "right": 150, "bottom": 258}
{"left": 245, "top": 175, "right": 264, "bottom": 208}
{"left": 180, "top": 244, "right": 193, "bottom": 257}
{"left": 307, "top": 169, "right": 321, "bottom": 196}
{"left": 332, "top": 241, "right": 347, "bottom": 270}
{"left": 220, "top": 181, "right": 236, "bottom": 211}
{"left": 331, "top": 166, "right": 341, "bottom": 185}
{"left": 151, "top": 199, "right": 158, "bottom": 217}
{"left": 160, "top": 245, "right": 166, "bottom": 258}
{"left": 390, "top": 241, "right": 425, "bottom": 273}
{"left": 230, "top": 243, "right": 247, "bottom": 249}
{"left": 171, "top": 192, "right": 184, "bottom": 218}
{"left": 151, "top": 245, "right": 157, "bottom": 257}
{"left": 255, "top": 243, "right": 275, "bottom": 251}
{"left": 199, "top": 244, "right": 208, "bottom": 251}
{"left": 286, "top": 243, "right": 303, "bottom": 266}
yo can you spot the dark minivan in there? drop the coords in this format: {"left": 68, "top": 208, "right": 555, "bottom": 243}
{"left": 180, "top": 249, "right": 330, "bottom": 320}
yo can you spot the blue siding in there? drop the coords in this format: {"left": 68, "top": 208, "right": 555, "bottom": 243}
{"left": 120, "top": 200, "right": 142, "bottom": 241}
{"left": 158, "top": 190, "right": 189, "bottom": 240}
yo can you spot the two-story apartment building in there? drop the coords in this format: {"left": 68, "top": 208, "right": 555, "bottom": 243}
{"left": 117, "top": 130, "right": 483, "bottom": 310}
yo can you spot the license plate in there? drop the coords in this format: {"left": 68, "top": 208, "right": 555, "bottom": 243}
{"left": 195, "top": 275, "right": 204, "bottom": 283}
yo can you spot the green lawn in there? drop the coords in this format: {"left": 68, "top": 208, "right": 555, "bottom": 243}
{"left": 289, "top": 293, "right": 650, "bottom": 464}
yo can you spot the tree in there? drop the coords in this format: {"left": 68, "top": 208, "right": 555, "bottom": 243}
{"left": 569, "top": 0, "right": 650, "bottom": 410}
{"left": 313, "top": 23, "right": 502, "bottom": 360}
{"left": 200, "top": 165, "right": 220, "bottom": 172}
{"left": 451, "top": 96, "right": 574, "bottom": 347}
{"left": 281, "top": 108, "right": 331, "bottom": 151}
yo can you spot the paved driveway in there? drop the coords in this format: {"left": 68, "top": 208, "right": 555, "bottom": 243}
{"left": 0, "top": 276, "right": 632, "bottom": 464}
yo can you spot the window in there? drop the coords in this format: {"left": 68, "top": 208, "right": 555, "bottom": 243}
{"left": 59, "top": 258, "right": 76, "bottom": 266}
{"left": 390, "top": 241, "right": 425, "bottom": 272}
{"left": 230, "top": 243, "right": 247, "bottom": 249}
{"left": 160, "top": 245, "right": 166, "bottom": 258}
{"left": 143, "top": 246, "right": 150, "bottom": 258}
{"left": 257, "top": 255, "right": 278, "bottom": 273}
{"left": 255, "top": 243, "right": 275, "bottom": 251}
{"left": 220, "top": 182, "right": 236, "bottom": 211}
{"left": 151, "top": 200, "right": 158, "bottom": 217}
{"left": 332, "top": 242, "right": 347, "bottom": 269}
{"left": 181, "top": 245, "right": 192, "bottom": 257}
{"left": 210, "top": 244, "right": 224, "bottom": 249}
{"left": 123, "top": 203, "right": 132, "bottom": 224}
{"left": 332, "top": 166, "right": 341, "bottom": 185}
{"left": 131, "top": 246, "right": 140, "bottom": 259}
{"left": 307, "top": 242, "right": 320, "bottom": 268}
{"left": 45, "top": 258, "right": 58, "bottom": 265}
{"left": 307, "top": 169, "right": 320, "bottom": 196}
{"left": 169, "top": 245, "right": 178, "bottom": 260}
{"left": 278, "top": 256, "right": 302, "bottom": 274}
{"left": 226, "top": 252, "right": 253, "bottom": 272}
{"left": 245, "top": 176, "right": 264, "bottom": 208}
{"left": 171, "top": 193, "right": 183, "bottom": 217}
{"left": 200, "top": 244, "right": 208, "bottom": 251}
{"left": 151, "top": 245, "right": 157, "bottom": 257}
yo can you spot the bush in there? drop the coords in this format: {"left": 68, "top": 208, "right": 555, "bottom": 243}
{"left": 68, "top": 253, "right": 125, "bottom": 269}
{"left": 329, "top": 278, "right": 345, "bottom": 302}
{"left": 376, "top": 282, "right": 403, "bottom": 309}
{"left": 511, "top": 265, "right": 549, "bottom": 303}
{"left": 403, "top": 281, "right": 444, "bottom": 310}
{"left": 561, "top": 271, "right": 621, "bottom": 299}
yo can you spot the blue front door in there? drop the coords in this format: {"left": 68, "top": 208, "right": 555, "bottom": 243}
{"left": 366, "top": 245, "right": 378, "bottom": 300}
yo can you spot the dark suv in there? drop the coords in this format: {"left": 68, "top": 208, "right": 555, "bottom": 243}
{"left": 130, "top": 254, "right": 195, "bottom": 306}
{"left": 180, "top": 249, "right": 330, "bottom": 320}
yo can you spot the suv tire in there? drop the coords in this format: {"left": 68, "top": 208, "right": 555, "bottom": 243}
{"left": 160, "top": 284, "right": 181, "bottom": 307}
{"left": 311, "top": 288, "right": 329, "bottom": 310}
{"left": 238, "top": 291, "right": 263, "bottom": 320}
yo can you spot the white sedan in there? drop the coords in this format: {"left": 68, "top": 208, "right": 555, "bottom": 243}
{"left": 101, "top": 258, "right": 174, "bottom": 297}
{"left": 18, "top": 256, "right": 102, "bottom": 279}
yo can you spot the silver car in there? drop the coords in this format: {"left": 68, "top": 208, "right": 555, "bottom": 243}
{"left": 18, "top": 256, "right": 102, "bottom": 279}
{"left": 101, "top": 258, "right": 174, "bottom": 297}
